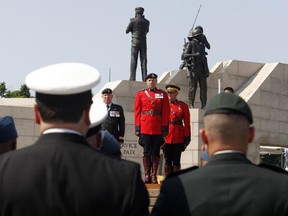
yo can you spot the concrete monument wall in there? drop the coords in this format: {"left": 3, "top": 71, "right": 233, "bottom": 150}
{"left": 1, "top": 60, "right": 288, "bottom": 172}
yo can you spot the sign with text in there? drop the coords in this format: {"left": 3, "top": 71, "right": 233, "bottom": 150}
{"left": 121, "top": 142, "right": 143, "bottom": 157}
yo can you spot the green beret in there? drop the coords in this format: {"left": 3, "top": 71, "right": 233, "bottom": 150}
{"left": 204, "top": 93, "right": 253, "bottom": 124}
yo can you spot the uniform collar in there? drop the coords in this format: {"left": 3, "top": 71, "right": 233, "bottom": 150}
{"left": 43, "top": 128, "right": 82, "bottom": 136}
{"left": 170, "top": 99, "right": 178, "bottom": 104}
{"left": 214, "top": 150, "right": 244, "bottom": 155}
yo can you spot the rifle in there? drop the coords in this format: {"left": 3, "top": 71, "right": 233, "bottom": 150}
{"left": 191, "top": 4, "right": 202, "bottom": 31}
{"left": 179, "top": 40, "right": 190, "bottom": 70}
{"left": 179, "top": 4, "right": 202, "bottom": 70}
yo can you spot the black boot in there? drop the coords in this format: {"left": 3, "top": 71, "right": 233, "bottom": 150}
{"left": 172, "top": 165, "right": 181, "bottom": 173}
{"left": 164, "top": 165, "right": 172, "bottom": 177}
{"left": 151, "top": 156, "right": 160, "bottom": 184}
{"left": 143, "top": 156, "right": 151, "bottom": 183}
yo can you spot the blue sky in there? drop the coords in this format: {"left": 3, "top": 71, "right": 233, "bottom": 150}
{"left": 0, "top": 0, "right": 287, "bottom": 94}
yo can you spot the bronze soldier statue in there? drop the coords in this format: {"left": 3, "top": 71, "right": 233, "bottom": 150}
{"left": 194, "top": 26, "right": 210, "bottom": 76}
{"left": 183, "top": 27, "right": 210, "bottom": 109}
{"left": 126, "top": 7, "right": 150, "bottom": 81}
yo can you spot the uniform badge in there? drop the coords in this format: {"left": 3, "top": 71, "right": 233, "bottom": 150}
{"left": 155, "top": 93, "right": 164, "bottom": 99}
{"left": 110, "top": 111, "right": 120, "bottom": 117}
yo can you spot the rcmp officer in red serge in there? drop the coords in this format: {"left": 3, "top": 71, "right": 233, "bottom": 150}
{"left": 134, "top": 73, "right": 170, "bottom": 184}
{"left": 101, "top": 88, "right": 125, "bottom": 144}
{"left": 164, "top": 85, "right": 191, "bottom": 176}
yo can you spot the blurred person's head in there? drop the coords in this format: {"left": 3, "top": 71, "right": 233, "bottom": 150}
{"left": 200, "top": 93, "right": 254, "bottom": 156}
{"left": 0, "top": 116, "right": 18, "bottom": 154}
{"left": 86, "top": 99, "right": 121, "bottom": 157}
{"left": 223, "top": 87, "right": 234, "bottom": 93}
{"left": 25, "top": 62, "right": 101, "bottom": 136}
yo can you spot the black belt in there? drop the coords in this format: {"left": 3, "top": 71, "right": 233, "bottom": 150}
{"left": 141, "top": 110, "right": 162, "bottom": 115}
{"left": 169, "top": 120, "right": 182, "bottom": 125}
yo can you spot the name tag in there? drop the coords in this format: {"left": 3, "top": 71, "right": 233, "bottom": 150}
{"left": 110, "top": 111, "right": 120, "bottom": 117}
{"left": 155, "top": 93, "right": 164, "bottom": 99}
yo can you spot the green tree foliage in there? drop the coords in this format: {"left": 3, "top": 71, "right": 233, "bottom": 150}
{"left": 0, "top": 82, "right": 31, "bottom": 98}
{"left": 0, "top": 82, "right": 7, "bottom": 97}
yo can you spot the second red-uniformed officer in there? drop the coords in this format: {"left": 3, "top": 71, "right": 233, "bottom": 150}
{"left": 134, "top": 73, "right": 170, "bottom": 184}
{"left": 164, "top": 85, "right": 191, "bottom": 176}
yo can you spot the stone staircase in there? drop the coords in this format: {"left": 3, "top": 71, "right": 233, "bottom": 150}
{"left": 146, "top": 184, "right": 161, "bottom": 212}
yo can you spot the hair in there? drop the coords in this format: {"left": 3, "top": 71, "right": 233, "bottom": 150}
{"left": 223, "top": 87, "right": 234, "bottom": 93}
{"left": 37, "top": 102, "right": 91, "bottom": 123}
{"left": 204, "top": 114, "right": 250, "bottom": 147}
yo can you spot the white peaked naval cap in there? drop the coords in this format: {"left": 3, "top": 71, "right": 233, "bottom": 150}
{"left": 25, "top": 62, "right": 101, "bottom": 95}
{"left": 89, "top": 99, "right": 108, "bottom": 129}
{"left": 86, "top": 98, "right": 108, "bottom": 137}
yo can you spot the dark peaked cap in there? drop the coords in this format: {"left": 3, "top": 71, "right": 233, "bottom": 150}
{"left": 135, "top": 7, "right": 144, "bottom": 14}
{"left": 204, "top": 93, "right": 253, "bottom": 124}
{"left": 144, "top": 73, "right": 158, "bottom": 81}
{"left": 101, "top": 88, "right": 112, "bottom": 94}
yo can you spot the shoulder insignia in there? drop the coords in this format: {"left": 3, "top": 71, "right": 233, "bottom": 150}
{"left": 157, "top": 89, "right": 166, "bottom": 93}
{"left": 258, "top": 163, "right": 288, "bottom": 175}
{"left": 165, "top": 166, "right": 199, "bottom": 179}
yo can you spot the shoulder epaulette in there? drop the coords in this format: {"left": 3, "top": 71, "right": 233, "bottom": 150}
{"left": 157, "top": 88, "right": 166, "bottom": 92}
{"left": 165, "top": 166, "right": 199, "bottom": 179}
{"left": 258, "top": 163, "right": 288, "bottom": 175}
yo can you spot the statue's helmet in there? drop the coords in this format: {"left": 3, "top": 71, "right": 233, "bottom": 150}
{"left": 191, "top": 28, "right": 203, "bottom": 38}
{"left": 187, "top": 30, "right": 193, "bottom": 38}
{"left": 135, "top": 7, "right": 144, "bottom": 15}
{"left": 194, "top": 25, "right": 204, "bottom": 33}
{"left": 187, "top": 28, "right": 202, "bottom": 38}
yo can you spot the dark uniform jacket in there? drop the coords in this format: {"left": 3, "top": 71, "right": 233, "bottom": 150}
{"left": 102, "top": 103, "right": 125, "bottom": 142}
{"left": 0, "top": 133, "right": 149, "bottom": 216}
{"left": 151, "top": 153, "right": 288, "bottom": 216}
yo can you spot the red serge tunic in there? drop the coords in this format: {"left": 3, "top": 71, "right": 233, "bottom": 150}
{"left": 134, "top": 88, "right": 170, "bottom": 135}
{"left": 165, "top": 100, "right": 191, "bottom": 144}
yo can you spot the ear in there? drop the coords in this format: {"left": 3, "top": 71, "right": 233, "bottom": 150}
{"left": 248, "top": 126, "right": 255, "bottom": 143}
{"left": 34, "top": 105, "right": 41, "bottom": 124}
{"left": 200, "top": 128, "right": 208, "bottom": 144}
{"left": 84, "top": 106, "right": 91, "bottom": 126}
